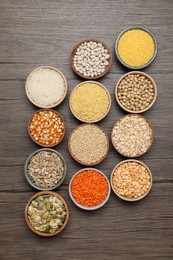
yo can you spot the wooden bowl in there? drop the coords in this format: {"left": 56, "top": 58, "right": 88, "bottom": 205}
{"left": 115, "top": 71, "right": 157, "bottom": 113}
{"left": 24, "top": 148, "right": 67, "bottom": 190}
{"left": 28, "top": 109, "right": 66, "bottom": 147}
{"left": 70, "top": 39, "right": 112, "bottom": 79}
{"left": 111, "top": 114, "right": 154, "bottom": 158}
{"left": 69, "top": 81, "right": 111, "bottom": 123}
{"left": 110, "top": 159, "right": 153, "bottom": 201}
{"left": 69, "top": 168, "right": 111, "bottom": 210}
{"left": 68, "top": 124, "right": 109, "bottom": 166}
{"left": 25, "top": 65, "right": 68, "bottom": 108}
{"left": 25, "top": 191, "right": 69, "bottom": 236}
{"left": 115, "top": 26, "right": 157, "bottom": 69}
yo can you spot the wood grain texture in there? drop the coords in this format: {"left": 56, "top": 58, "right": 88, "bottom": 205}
{"left": 0, "top": 0, "right": 173, "bottom": 259}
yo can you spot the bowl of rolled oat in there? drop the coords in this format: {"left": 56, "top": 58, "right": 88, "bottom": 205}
{"left": 110, "top": 159, "right": 153, "bottom": 201}
{"left": 25, "top": 148, "right": 67, "bottom": 190}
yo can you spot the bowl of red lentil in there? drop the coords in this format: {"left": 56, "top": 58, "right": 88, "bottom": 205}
{"left": 110, "top": 159, "right": 153, "bottom": 201}
{"left": 28, "top": 109, "right": 66, "bottom": 147}
{"left": 115, "top": 71, "right": 157, "bottom": 113}
{"left": 111, "top": 114, "right": 154, "bottom": 158}
{"left": 25, "top": 148, "right": 67, "bottom": 191}
{"left": 68, "top": 124, "right": 109, "bottom": 166}
{"left": 115, "top": 26, "right": 157, "bottom": 70}
{"left": 69, "top": 168, "right": 111, "bottom": 210}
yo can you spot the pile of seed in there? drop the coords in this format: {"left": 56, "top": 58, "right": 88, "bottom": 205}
{"left": 116, "top": 73, "right": 155, "bottom": 112}
{"left": 29, "top": 110, "right": 65, "bottom": 146}
{"left": 69, "top": 124, "right": 109, "bottom": 165}
{"left": 112, "top": 161, "right": 151, "bottom": 199}
{"left": 28, "top": 151, "right": 64, "bottom": 188}
{"left": 73, "top": 41, "right": 110, "bottom": 77}
{"left": 70, "top": 82, "right": 110, "bottom": 122}
{"left": 112, "top": 115, "right": 153, "bottom": 157}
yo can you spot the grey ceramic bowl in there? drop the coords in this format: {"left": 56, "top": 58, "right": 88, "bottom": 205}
{"left": 115, "top": 26, "right": 157, "bottom": 69}
{"left": 25, "top": 148, "right": 67, "bottom": 191}
{"left": 69, "top": 168, "right": 111, "bottom": 210}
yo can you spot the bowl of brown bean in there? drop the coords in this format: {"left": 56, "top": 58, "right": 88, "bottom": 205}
{"left": 28, "top": 109, "right": 66, "bottom": 147}
{"left": 25, "top": 191, "right": 69, "bottom": 236}
{"left": 115, "top": 71, "right": 157, "bottom": 113}
{"left": 111, "top": 114, "right": 154, "bottom": 157}
{"left": 25, "top": 148, "right": 67, "bottom": 190}
{"left": 70, "top": 39, "right": 112, "bottom": 79}
{"left": 110, "top": 159, "right": 153, "bottom": 201}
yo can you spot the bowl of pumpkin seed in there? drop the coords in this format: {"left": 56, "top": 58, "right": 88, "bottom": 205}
{"left": 25, "top": 191, "right": 69, "bottom": 236}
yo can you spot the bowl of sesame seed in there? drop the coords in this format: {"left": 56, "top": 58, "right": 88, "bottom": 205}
{"left": 25, "top": 148, "right": 67, "bottom": 191}
{"left": 110, "top": 159, "right": 153, "bottom": 201}
{"left": 28, "top": 109, "right": 66, "bottom": 147}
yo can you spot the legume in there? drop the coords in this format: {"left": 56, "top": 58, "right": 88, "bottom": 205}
{"left": 69, "top": 124, "right": 109, "bottom": 165}
{"left": 111, "top": 114, "right": 153, "bottom": 157}
{"left": 70, "top": 82, "right": 110, "bottom": 122}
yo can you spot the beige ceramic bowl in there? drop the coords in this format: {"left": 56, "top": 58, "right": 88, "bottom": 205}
{"left": 25, "top": 191, "right": 69, "bottom": 236}
{"left": 115, "top": 71, "right": 157, "bottom": 113}
{"left": 110, "top": 159, "right": 153, "bottom": 202}
{"left": 25, "top": 66, "right": 68, "bottom": 108}
{"left": 70, "top": 38, "right": 112, "bottom": 79}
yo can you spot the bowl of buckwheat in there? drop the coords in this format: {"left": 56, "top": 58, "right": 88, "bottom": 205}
{"left": 110, "top": 159, "right": 153, "bottom": 201}
{"left": 25, "top": 148, "right": 67, "bottom": 190}
{"left": 70, "top": 39, "right": 112, "bottom": 79}
{"left": 115, "top": 71, "right": 157, "bottom": 113}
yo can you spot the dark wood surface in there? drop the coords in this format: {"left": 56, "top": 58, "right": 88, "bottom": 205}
{"left": 0, "top": 1, "right": 173, "bottom": 259}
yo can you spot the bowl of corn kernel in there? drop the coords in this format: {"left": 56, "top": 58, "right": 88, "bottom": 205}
{"left": 115, "top": 26, "right": 157, "bottom": 69}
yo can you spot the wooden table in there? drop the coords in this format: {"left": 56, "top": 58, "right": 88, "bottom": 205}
{"left": 0, "top": 1, "right": 173, "bottom": 259}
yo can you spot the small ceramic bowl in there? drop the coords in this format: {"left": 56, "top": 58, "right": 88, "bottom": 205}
{"left": 69, "top": 81, "right": 111, "bottom": 123}
{"left": 111, "top": 114, "right": 154, "bottom": 158}
{"left": 25, "top": 148, "right": 67, "bottom": 191}
{"left": 68, "top": 124, "right": 109, "bottom": 166}
{"left": 70, "top": 38, "right": 112, "bottom": 79}
{"left": 28, "top": 108, "right": 66, "bottom": 147}
{"left": 25, "top": 65, "right": 68, "bottom": 108}
{"left": 110, "top": 159, "right": 153, "bottom": 201}
{"left": 25, "top": 191, "right": 69, "bottom": 236}
{"left": 115, "top": 26, "right": 157, "bottom": 69}
{"left": 115, "top": 71, "right": 157, "bottom": 113}
{"left": 69, "top": 168, "right": 111, "bottom": 210}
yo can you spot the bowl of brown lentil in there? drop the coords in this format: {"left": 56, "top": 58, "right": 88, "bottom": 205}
{"left": 115, "top": 26, "right": 157, "bottom": 70}
{"left": 110, "top": 159, "right": 153, "bottom": 201}
{"left": 28, "top": 109, "right": 66, "bottom": 147}
{"left": 111, "top": 114, "right": 154, "bottom": 157}
{"left": 25, "top": 148, "right": 67, "bottom": 191}
{"left": 25, "top": 191, "right": 69, "bottom": 236}
{"left": 115, "top": 71, "right": 157, "bottom": 113}
{"left": 25, "top": 65, "right": 68, "bottom": 108}
{"left": 70, "top": 39, "right": 112, "bottom": 79}
{"left": 68, "top": 124, "right": 109, "bottom": 166}
{"left": 69, "top": 168, "right": 111, "bottom": 210}
{"left": 69, "top": 81, "right": 111, "bottom": 123}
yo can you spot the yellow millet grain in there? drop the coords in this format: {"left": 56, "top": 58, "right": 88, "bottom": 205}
{"left": 118, "top": 29, "right": 155, "bottom": 67}
{"left": 70, "top": 82, "right": 110, "bottom": 122}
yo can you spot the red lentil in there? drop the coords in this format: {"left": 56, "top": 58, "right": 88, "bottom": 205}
{"left": 29, "top": 109, "right": 65, "bottom": 146}
{"left": 71, "top": 170, "right": 108, "bottom": 207}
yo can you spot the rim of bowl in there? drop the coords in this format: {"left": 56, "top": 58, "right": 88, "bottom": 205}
{"left": 115, "top": 71, "right": 157, "bottom": 113}
{"left": 110, "top": 159, "right": 153, "bottom": 201}
{"left": 69, "top": 81, "right": 111, "bottom": 123}
{"left": 24, "top": 148, "right": 67, "bottom": 191}
{"left": 115, "top": 26, "right": 158, "bottom": 70}
{"left": 111, "top": 114, "right": 154, "bottom": 158}
{"left": 68, "top": 123, "right": 109, "bottom": 166}
{"left": 70, "top": 38, "right": 112, "bottom": 79}
{"left": 28, "top": 108, "right": 66, "bottom": 147}
{"left": 25, "top": 191, "right": 69, "bottom": 236}
{"left": 25, "top": 65, "right": 68, "bottom": 109}
{"left": 69, "top": 167, "right": 111, "bottom": 210}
